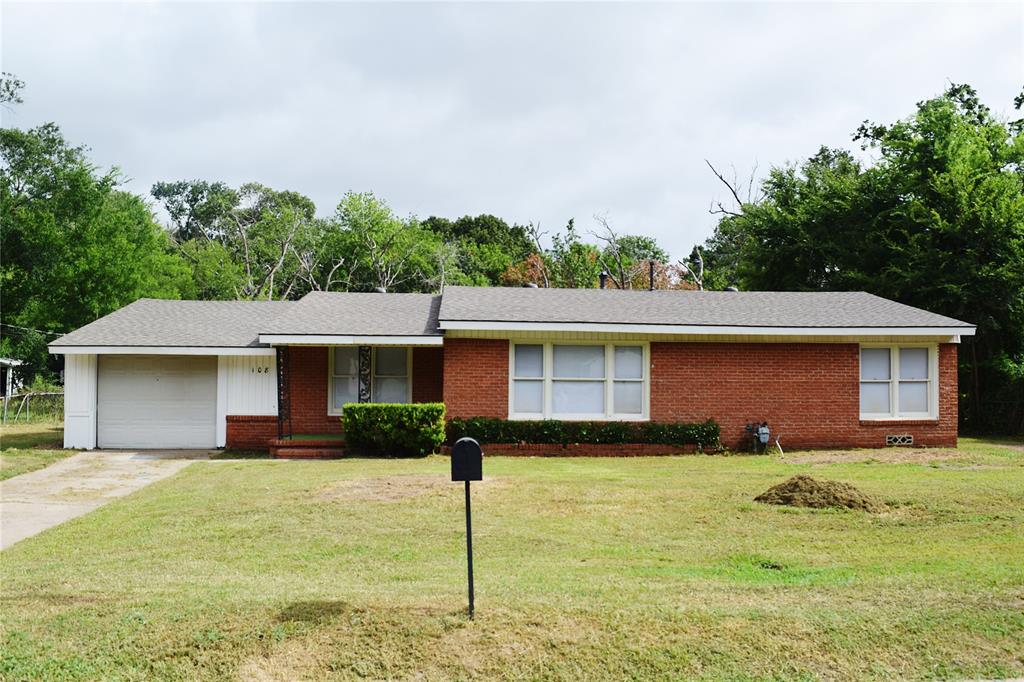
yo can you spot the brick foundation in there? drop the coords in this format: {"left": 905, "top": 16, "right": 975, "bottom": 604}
{"left": 445, "top": 442, "right": 699, "bottom": 457}
{"left": 225, "top": 415, "right": 278, "bottom": 449}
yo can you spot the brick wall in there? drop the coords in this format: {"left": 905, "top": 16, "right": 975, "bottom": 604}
{"left": 412, "top": 347, "right": 444, "bottom": 403}
{"left": 225, "top": 415, "right": 277, "bottom": 449}
{"left": 286, "top": 346, "right": 343, "bottom": 434}
{"left": 442, "top": 338, "right": 508, "bottom": 419}
{"left": 650, "top": 341, "right": 958, "bottom": 449}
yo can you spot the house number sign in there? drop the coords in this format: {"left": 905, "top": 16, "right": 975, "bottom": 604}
{"left": 250, "top": 366, "right": 271, "bottom": 374}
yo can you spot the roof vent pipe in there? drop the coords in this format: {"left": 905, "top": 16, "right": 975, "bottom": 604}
{"left": 725, "top": 286, "right": 739, "bottom": 292}
{"left": 374, "top": 286, "right": 387, "bottom": 293}
{"left": 523, "top": 282, "right": 539, "bottom": 288}
{"left": 599, "top": 271, "right": 609, "bottom": 289}
{"left": 649, "top": 260, "right": 656, "bottom": 291}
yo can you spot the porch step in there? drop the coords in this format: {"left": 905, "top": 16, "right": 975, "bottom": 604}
{"left": 269, "top": 437, "right": 346, "bottom": 459}
{"left": 272, "top": 447, "right": 346, "bottom": 459}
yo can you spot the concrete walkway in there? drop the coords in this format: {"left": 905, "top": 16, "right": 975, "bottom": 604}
{"left": 0, "top": 450, "right": 211, "bottom": 550}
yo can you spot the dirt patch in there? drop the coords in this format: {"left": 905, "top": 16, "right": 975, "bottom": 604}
{"left": 319, "top": 474, "right": 453, "bottom": 503}
{"left": 783, "top": 448, "right": 969, "bottom": 465}
{"left": 755, "top": 475, "right": 886, "bottom": 512}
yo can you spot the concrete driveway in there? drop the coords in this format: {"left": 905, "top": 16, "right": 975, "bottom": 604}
{"left": 0, "top": 450, "right": 211, "bottom": 550}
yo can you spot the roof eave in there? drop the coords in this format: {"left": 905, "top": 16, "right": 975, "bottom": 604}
{"left": 437, "top": 320, "right": 976, "bottom": 336}
{"left": 257, "top": 334, "right": 443, "bottom": 346}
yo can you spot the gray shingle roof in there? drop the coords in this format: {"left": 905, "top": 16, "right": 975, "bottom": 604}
{"left": 438, "top": 286, "right": 974, "bottom": 329}
{"left": 260, "top": 292, "right": 441, "bottom": 337}
{"left": 50, "top": 286, "right": 974, "bottom": 349}
{"left": 50, "top": 299, "right": 293, "bottom": 348}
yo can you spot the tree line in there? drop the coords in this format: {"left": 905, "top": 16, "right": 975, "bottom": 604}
{"left": 1, "top": 75, "right": 1021, "bottom": 433}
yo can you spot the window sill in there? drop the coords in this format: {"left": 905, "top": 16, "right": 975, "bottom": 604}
{"left": 859, "top": 418, "right": 939, "bottom": 426}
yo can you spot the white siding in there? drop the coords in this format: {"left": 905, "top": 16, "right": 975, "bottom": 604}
{"left": 216, "top": 355, "right": 278, "bottom": 447}
{"left": 63, "top": 354, "right": 97, "bottom": 449}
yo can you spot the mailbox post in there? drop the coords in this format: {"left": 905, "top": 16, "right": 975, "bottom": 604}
{"left": 451, "top": 437, "right": 483, "bottom": 618}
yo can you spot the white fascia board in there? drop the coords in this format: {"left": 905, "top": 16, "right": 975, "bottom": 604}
{"left": 258, "top": 334, "right": 444, "bottom": 346}
{"left": 48, "top": 346, "right": 276, "bottom": 356}
{"left": 438, "top": 320, "right": 976, "bottom": 337}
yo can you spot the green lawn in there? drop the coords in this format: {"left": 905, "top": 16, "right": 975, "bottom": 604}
{"left": 1, "top": 436, "right": 1022, "bottom": 680}
{"left": 0, "top": 421, "right": 68, "bottom": 481}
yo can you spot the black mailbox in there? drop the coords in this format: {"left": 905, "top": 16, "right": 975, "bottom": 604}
{"left": 451, "top": 437, "right": 483, "bottom": 482}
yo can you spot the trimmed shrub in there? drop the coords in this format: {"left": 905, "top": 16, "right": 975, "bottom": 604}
{"left": 342, "top": 403, "right": 446, "bottom": 457}
{"left": 446, "top": 418, "right": 720, "bottom": 448}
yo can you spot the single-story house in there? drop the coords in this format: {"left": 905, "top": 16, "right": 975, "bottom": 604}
{"left": 48, "top": 286, "right": 975, "bottom": 451}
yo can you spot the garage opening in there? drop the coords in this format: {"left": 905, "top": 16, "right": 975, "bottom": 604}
{"left": 97, "top": 355, "right": 217, "bottom": 448}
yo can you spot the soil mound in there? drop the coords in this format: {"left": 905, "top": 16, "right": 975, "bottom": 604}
{"left": 754, "top": 475, "right": 885, "bottom": 512}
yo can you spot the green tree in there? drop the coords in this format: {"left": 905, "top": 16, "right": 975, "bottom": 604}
{"left": 330, "top": 192, "right": 443, "bottom": 292}
{"left": 701, "top": 84, "right": 1024, "bottom": 433}
{"left": 151, "top": 180, "right": 238, "bottom": 241}
{"left": 1, "top": 124, "right": 190, "bottom": 380}
{"left": 422, "top": 214, "right": 533, "bottom": 286}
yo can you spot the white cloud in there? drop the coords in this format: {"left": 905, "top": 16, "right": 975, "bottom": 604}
{"left": 3, "top": 1, "right": 1020, "bottom": 259}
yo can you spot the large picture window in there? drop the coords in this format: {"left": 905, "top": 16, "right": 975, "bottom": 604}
{"left": 510, "top": 342, "right": 648, "bottom": 420}
{"left": 329, "top": 347, "right": 411, "bottom": 413}
{"left": 859, "top": 345, "right": 936, "bottom": 419}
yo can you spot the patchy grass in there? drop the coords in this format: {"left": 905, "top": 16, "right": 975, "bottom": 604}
{"left": 1, "top": 439, "right": 1022, "bottom": 680}
{"left": 0, "top": 421, "right": 69, "bottom": 481}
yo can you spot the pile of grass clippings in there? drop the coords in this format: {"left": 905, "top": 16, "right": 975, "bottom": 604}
{"left": 755, "top": 474, "right": 886, "bottom": 512}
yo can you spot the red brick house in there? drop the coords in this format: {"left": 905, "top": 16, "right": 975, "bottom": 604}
{"left": 50, "top": 287, "right": 974, "bottom": 451}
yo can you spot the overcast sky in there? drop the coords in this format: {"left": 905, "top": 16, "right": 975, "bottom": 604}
{"left": 2, "top": 1, "right": 1021, "bottom": 258}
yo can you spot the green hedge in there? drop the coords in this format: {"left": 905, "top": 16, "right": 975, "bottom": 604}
{"left": 446, "top": 418, "right": 720, "bottom": 447}
{"left": 342, "top": 403, "right": 446, "bottom": 457}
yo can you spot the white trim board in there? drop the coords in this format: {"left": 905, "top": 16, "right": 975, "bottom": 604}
{"left": 259, "top": 334, "right": 443, "bottom": 346}
{"left": 438, "top": 321, "right": 975, "bottom": 337}
{"left": 50, "top": 346, "right": 276, "bottom": 356}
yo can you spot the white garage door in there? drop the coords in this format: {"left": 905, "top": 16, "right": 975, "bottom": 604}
{"left": 97, "top": 355, "right": 217, "bottom": 448}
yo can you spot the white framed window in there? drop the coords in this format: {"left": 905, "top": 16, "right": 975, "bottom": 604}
{"left": 372, "top": 347, "right": 411, "bottom": 404}
{"left": 859, "top": 345, "right": 937, "bottom": 420}
{"left": 329, "top": 347, "right": 359, "bottom": 414}
{"left": 328, "top": 347, "right": 412, "bottom": 414}
{"left": 509, "top": 341, "right": 649, "bottom": 420}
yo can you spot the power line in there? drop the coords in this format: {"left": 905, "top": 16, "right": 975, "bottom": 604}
{"left": 0, "top": 322, "right": 64, "bottom": 337}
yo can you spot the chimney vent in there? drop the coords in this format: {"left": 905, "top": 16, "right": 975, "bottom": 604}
{"left": 599, "top": 271, "right": 609, "bottom": 289}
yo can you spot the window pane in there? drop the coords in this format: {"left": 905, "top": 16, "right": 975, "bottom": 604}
{"left": 614, "top": 346, "right": 643, "bottom": 379}
{"left": 860, "top": 348, "right": 891, "bottom": 380}
{"left": 373, "top": 377, "right": 408, "bottom": 403}
{"left": 514, "top": 345, "right": 543, "bottom": 378}
{"left": 899, "top": 381, "right": 928, "bottom": 413}
{"left": 553, "top": 345, "right": 605, "bottom": 378}
{"left": 860, "top": 382, "right": 890, "bottom": 414}
{"left": 613, "top": 381, "right": 642, "bottom": 414}
{"left": 333, "top": 347, "right": 358, "bottom": 376}
{"left": 552, "top": 380, "right": 604, "bottom": 414}
{"left": 333, "top": 375, "right": 358, "bottom": 410}
{"left": 374, "top": 347, "right": 407, "bottom": 377}
{"left": 513, "top": 380, "right": 543, "bottom": 413}
{"left": 900, "top": 348, "right": 929, "bottom": 380}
